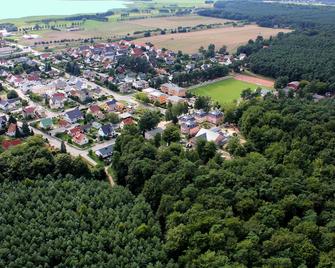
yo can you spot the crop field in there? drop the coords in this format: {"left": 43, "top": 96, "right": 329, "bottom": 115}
{"left": 136, "top": 24, "right": 292, "bottom": 53}
{"left": 125, "top": 15, "right": 232, "bottom": 29}
{"left": 191, "top": 78, "right": 269, "bottom": 104}
{"left": 19, "top": 15, "right": 231, "bottom": 46}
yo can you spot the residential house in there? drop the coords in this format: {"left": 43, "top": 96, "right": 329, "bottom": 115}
{"left": 0, "top": 99, "right": 20, "bottom": 112}
{"left": 133, "top": 80, "right": 149, "bottom": 90}
{"left": 80, "top": 123, "right": 92, "bottom": 133}
{"left": 73, "top": 133, "right": 89, "bottom": 146}
{"left": 207, "top": 110, "right": 224, "bottom": 125}
{"left": 195, "top": 128, "right": 225, "bottom": 146}
{"left": 160, "top": 83, "right": 186, "bottom": 97}
{"left": 40, "top": 118, "right": 53, "bottom": 130}
{"left": 89, "top": 105, "right": 104, "bottom": 120}
{"left": 98, "top": 124, "right": 115, "bottom": 138}
{"left": 118, "top": 82, "right": 132, "bottom": 93}
{"left": 95, "top": 144, "right": 113, "bottom": 159}
{"left": 64, "top": 109, "right": 84, "bottom": 123}
{"left": 194, "top": 110, "right": 208, "bottom": 123}
{"left": 58, "top": 119, "right": 71, "bottom": 128}
{"left": 103, "top": 99, "right": 117, "bottom": 112}
{"left": 22, "top": 106, "right": 36, "bottom": 119}
{"left": 69, "top": 126, "right": 82, "bottom": 137}
{"left": 121, "top": 117, "right": 134, "bottom": 128}
{"left": 49, "top": 92, "right": 66, "bottom": 109}
{"left": 180, "top": 120, "right": 200, "bottom": 137}
{"left": 287, "top": 81, "right": 300, "bottom": 91}
{"left": 6, "top": 123, "right": 17, "bottom": 137}
{"left": 145, "top": 127, "right": 164, "bottom": 140}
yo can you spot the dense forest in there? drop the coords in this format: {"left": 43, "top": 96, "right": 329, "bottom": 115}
{"left": 200, "top": 1, "right": 335, "bottom": 28}
{"left": 112, "top": 97, "right": 335, "bottom": 267}
{"left": 199, "top": 1, "right": 335, "bottom": 85}
{"left": 0, "top": 137, "right": 174, "bottom": 267}
{"left": 0, "top": 97, "right": 334, "bottom": 267}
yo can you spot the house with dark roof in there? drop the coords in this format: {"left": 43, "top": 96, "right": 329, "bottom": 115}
{"left": 98, "top": 124, "right": 115, "bottom": 138}
{"left": 0, "top": 114, "right": 7, "bottom": 129}
{"left": 95, "top": 144, "right": 113, "bottom": 159}
{"left": 64, "top": 109, "right": 84, "bottom": 123}
{"left": 0, "top": 98, "right": 20, "bottom": 112}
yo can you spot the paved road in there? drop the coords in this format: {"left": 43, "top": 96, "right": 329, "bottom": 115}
{"left": 29, "top": 125, "right": 97, "bottom": 166}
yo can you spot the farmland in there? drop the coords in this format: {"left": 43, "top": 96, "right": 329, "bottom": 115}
{"left": 18, "top": 15, "right": 231, "bottom": 46}
{"left": 191, "top": 77, "right": 269, "bottom": 104}
{"left": 135, "top": 24, "right": 292, "bottom": 53}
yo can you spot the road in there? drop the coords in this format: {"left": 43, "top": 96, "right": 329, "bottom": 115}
{"left": 28, "top": 125, "right": 97, "bottom": 166}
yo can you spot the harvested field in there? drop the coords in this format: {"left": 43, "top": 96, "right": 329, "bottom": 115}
{"left": 127, "top": 15, "right": 232, "bottom": 29}
{"left": 234, "top": 74, "right": 274, "bottom": 88}
{"left": 136, "top": 24, "right": 292, "bottom": 53}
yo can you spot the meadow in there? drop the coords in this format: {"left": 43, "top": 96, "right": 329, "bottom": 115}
{"left": 191, "top": 78, "right": 265, "bottom": 104}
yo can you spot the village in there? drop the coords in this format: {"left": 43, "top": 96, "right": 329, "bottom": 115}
{"left": 0, "top": 36, "right": 286, "bottom": 165}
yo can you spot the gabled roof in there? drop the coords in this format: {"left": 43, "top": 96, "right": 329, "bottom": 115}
{"left": 96, "top": 144, "right": 113, "bottom": 158}
{"left": 196, "top": 128, "right": 221, "bottom": 142}
{"left": 89, "top": 105, "right": 101, "bottom": 113}
{"left": 100, "top": 124, "right": 114, "bottom": 136}
{"left": 40, "top": 117, "right": 53, "bottom": 127}
{"left": 65, "top": 109, "right": 83, "bottom": 120}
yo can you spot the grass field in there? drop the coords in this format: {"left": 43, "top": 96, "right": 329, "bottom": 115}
{"left": 136, "top": 24, "right": 292, "bottom": 53}
{"left": 191, "top": 78, "right": 266, "bottom": 104}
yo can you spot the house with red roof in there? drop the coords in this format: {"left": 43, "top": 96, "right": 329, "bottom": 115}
{"left": 49, "top": 92, "right": 66, "bottom": 109}
{"left": 22, "top": 106, "right": 36, "bottom": 119}
{"left": 89, "top": 104, "right": 105, "bottom": 120}
{"left": 120, "top": 117, "right": 134, "bottom": 128}
{"left": 6, "top": 123, "right": 17, "bottom": 137}
{"left": 69, "top": 126, "right": 82, "bottom": 137}
{"left": 73, "top": 133, "right": 88, "bottom": 146}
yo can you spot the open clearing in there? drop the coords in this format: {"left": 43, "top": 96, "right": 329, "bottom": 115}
{"left": 136, "top": 24, "right": 292, "bottom": 53}
{"left": 191, "top": 78, "right": 268, "bottom": 104}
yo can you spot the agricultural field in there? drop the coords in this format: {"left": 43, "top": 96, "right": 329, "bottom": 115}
{"left": 191, "top": 77, "right": 271, "bottom": 104}
{"left": 136, "top": 24, "right": 292, "bottom": 53}
{"left": 124, "top": 15, "right": 231, "bottom": 29}
{"left": 18, "top": 15, "right": 230, "bottom": 46}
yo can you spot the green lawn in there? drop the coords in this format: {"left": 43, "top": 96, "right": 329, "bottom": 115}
{"left": 191, "top": 78, "right": 263, "bottom": 104}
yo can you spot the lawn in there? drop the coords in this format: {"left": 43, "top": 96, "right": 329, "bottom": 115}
{"left": 191, "top": 78, "right": 263, "bottom": 104}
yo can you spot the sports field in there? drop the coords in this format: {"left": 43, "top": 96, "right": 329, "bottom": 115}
{"left": 191, "top": 78, "right": 264, "bottom": 104}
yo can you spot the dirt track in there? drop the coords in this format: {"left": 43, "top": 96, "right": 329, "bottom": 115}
{"left": 234, "top": 74, "right": 274, "bottom": 88}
